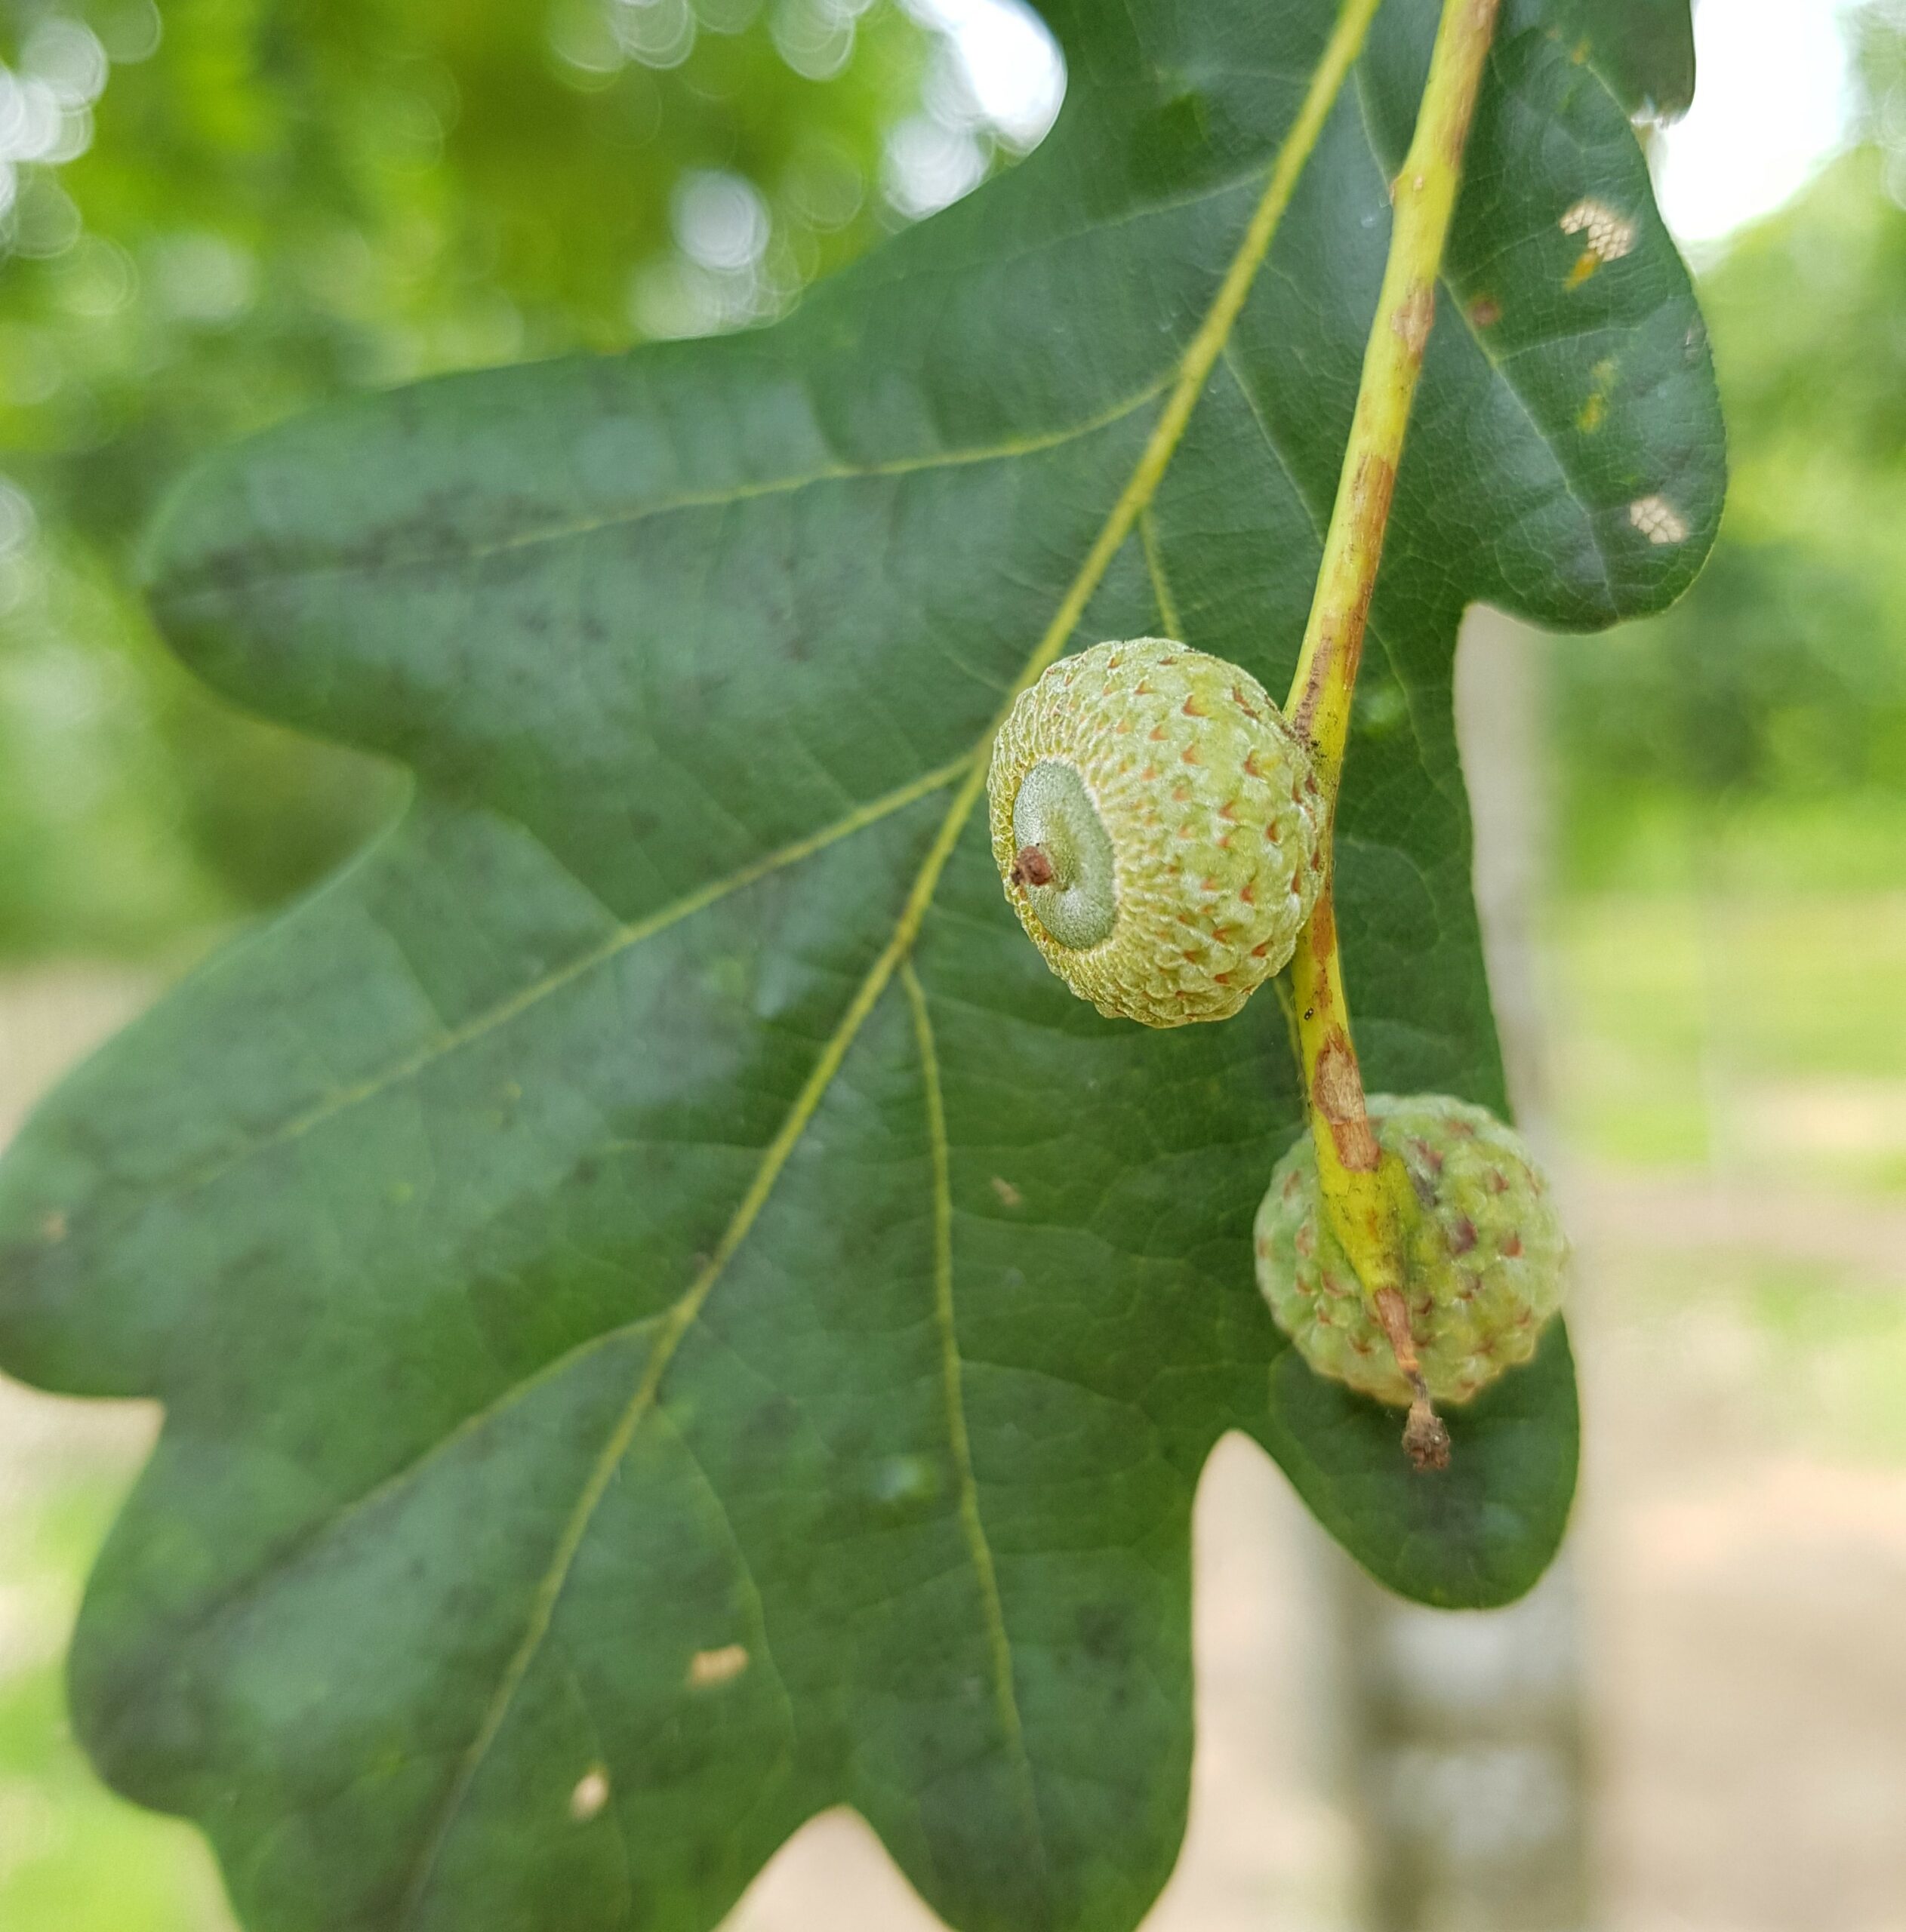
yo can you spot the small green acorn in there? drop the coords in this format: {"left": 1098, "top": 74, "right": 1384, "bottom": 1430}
{"left": 1255, "top": 1094, "right": 1567, "bottom": 1408}
{"left": 987, "top": 638, "right": 1324, "bottom": 1026}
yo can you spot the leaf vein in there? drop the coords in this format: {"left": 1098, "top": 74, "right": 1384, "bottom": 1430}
{"left": 1138, "top": 506, "right": 1184, "bottom": 638}
{"left": 158, "top": 381, "right": 1174, "bottom": 605}
{"left": 99, "top": 758, "right": 970, "bottom": 1223}
{"left": 902, "top": 960, "right": 1049, "bottom": 1893}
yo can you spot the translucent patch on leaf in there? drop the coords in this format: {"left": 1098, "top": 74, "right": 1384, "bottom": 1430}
{"left": 1627, "top": 496, "right": 1689, "bottom": 545}
{"left": 569, "top": 1767, "right": 611, "bottom": 1821}
{"left": 1560, "top": 197, "right": 1637, "bottom": 260}
{"left": 1577, "top": 356, "right": 1618, "bottom": 434}
{"left": 1560, "top": 198, "right": 1637, "bottom": 285}
{"left": 687, "top": 1643, "right": 750, "bottom": 1688}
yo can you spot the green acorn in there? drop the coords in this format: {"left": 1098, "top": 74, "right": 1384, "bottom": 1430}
{"left": 1255, "top": 1094, "right": 1568, "bottom": 1408}
{"left": 987, "top": 638, "right": 1324, "bottom": 1026}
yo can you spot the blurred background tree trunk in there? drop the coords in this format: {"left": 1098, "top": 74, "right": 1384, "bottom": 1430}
{"left": 1324, "top": 605, "right": 1596, "bottom": 1932}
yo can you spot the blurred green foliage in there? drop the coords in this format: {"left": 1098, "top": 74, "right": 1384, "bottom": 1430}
{"left": 0, "top": 1456, "right": 237, "bottom": 1930}
{"left": 0, "top": 0, "right": 970, "bottom": 955}
{"left": 8, "top": 0, "right": 1905, "bottom": 931}
{"left": 1553, "top": 2, "right": 1906, "bottom": 881}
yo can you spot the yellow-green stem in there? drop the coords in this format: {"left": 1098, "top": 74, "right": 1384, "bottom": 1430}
{"left": 1282, "top": 0, "right": 1501, "bottom": 1469}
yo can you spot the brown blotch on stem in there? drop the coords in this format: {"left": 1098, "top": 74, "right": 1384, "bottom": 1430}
{"left": 1313, "top": 1035, "right": 1381, "bottom": 1171}
{"left": 1308, "top": 892, "right": 1336, "bottom": 962}
{"left": 1011, "top": 845, "right": 1055, "bottom": 888}
{"left": 1443, "top": 0, "right": 1501, "bottom": 165}
{"left": 1372, "top": 1287, "right": 1418, "bottom": 1372}
{"left": 1350, "top": 451, "right": 1398, "bottom": 543}
{"left": 1374, "top": 1286, "right": 1451, "bottom": 1472}
{"left": 1393, "top": 281, "right": 1436, "bottom": 360}
{"left": 1292, "top": 633, "right": 1335, "bottom": 739}
{"left": 1306, "top": 453, "right": 1398, "bottom": 736}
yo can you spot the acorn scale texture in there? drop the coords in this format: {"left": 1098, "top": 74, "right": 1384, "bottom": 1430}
{"left": 1255, "top": 1094, "right": 1568, "bottom": 1407}
{"left": 987, "top": 638, "right": 1325, "bottom": 1026}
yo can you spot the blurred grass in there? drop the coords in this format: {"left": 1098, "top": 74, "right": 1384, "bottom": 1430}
{"left": 1549, "top": 801, "right": 1906, "bottom": 1184}
{"left": 1750, "top": 1263, "right": 1906, "bottom": 1464}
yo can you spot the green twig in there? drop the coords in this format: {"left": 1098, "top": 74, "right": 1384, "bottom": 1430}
{"left": 1282, "top": 0, "right": 1502, "bottom": 1470}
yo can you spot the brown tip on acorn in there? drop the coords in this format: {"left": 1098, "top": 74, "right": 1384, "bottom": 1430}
{"left": 1403, "top": 1393, "right": 1451, "bottom": 1472}
{"left": 1372, "top": 1284, "right": 1451, "bottom": 1472}
{"left": 1012, "top": 844, "right": 1056, "bottom": 888}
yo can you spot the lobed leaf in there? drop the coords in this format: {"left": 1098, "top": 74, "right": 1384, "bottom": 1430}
{"left": 0, "top": 2, "right": 1719, "bottom": 1927}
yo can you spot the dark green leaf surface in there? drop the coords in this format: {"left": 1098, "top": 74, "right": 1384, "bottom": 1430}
{"left": 1510, "top": 0, "right": 1698, "bottom": 120}
{"left": 0, "top": 2, "right": 1719, "bottom": 1927}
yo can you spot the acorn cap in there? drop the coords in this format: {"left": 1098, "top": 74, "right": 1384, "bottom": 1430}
{"left": 987, "top": 638, "right": 1324, "bottom": 1027}
{"left": 1255, "top": 1093, "right": 1569, "bottom": 1407}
